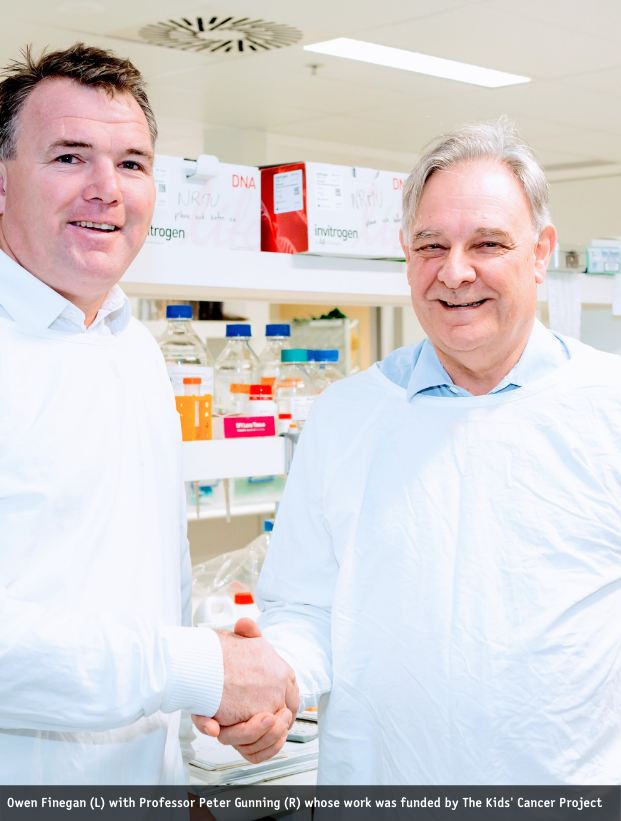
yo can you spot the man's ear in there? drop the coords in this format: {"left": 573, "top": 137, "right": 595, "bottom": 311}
{"left": 534, "top": 224, "right": 557, "bottom": 285}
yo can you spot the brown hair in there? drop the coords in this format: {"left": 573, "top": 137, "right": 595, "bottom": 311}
{"left": 0, "top": 42, "right": 157, "bottom": 159}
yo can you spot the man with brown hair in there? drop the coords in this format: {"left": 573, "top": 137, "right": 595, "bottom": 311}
{"left": 0, "top": 43, "right": 297, "bottom": 785}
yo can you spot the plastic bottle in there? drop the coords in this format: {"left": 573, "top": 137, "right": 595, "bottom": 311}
{"left": 313, "top": 350, "right": 345, "bottom": 393}
{"left": 233, "top": 592, "right": 260, "bottom": 622}
{"left": 158, "top": 305, "right": 214, "bottom": 396}
{"left": 259, "top": 324, "right": 291, "bottom": 386}
{"left": 274, "top": 349, "right": 315, "bottom": 429}
{"left": 277, "top": 413, "right": 293, "bottom": 435}
{"left": 214, "top": 324, "right": 259, "bottom": 413}
{"left": 248, "top": 384, "right": 278, "bottom": 419}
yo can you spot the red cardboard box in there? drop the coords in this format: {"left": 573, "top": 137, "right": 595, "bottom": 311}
{"left": 261, "top": 161, "right": 407, "bottom": 258}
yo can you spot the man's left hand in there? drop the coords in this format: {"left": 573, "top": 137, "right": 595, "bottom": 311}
{"left": 192, "top": 618, "right": 297, "bottom": 762}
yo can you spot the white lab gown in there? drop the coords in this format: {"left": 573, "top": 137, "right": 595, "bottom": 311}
{"left": 0, "top": 255, "right": 222, "bottom": 785}
{"left": 258, "top": 340, "right": 621, "bottom": 784}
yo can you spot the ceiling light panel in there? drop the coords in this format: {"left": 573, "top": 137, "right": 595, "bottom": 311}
{"left": 304, "top": 38, "right": 530, "bottom": 88}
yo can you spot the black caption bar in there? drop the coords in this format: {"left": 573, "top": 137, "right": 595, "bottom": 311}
{"left": 0, "top": 785, "right": 617, "bottom": 820}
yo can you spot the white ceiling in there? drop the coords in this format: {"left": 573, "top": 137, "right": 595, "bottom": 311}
{"left": 3, "top": 0, "right": 621, "bottom": 176}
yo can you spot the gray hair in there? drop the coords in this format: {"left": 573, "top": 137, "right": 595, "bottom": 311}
{"left": 401, "top": 117, "right": 550, "bottom": 243}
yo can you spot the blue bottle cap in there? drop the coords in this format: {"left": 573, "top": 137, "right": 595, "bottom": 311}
{"left": 264, "top": 520, "right": 274, "bottom": 532}
{"left": 226, "top": 324, "right": 252, "bottom": 337}
{"left": 166, "top": 304, "right": 193, "bottom": 319}
{"left": 266, "top": 324, "right": 291, "bottom": 337}
{"left": 314, "top": 349, "right": 339, "bottom": 362}
{"left": 281, "top": 348, "right": 308, "bottom": 362}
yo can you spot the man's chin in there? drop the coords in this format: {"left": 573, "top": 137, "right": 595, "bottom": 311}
{"left": 434, "top": 326, "right": 495, "bottom": 354}
{"left": 65, "top": 249, "right": 130, "bottom": 286}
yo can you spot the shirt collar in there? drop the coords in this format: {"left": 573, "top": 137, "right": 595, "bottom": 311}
{"left": 406, "top": 319, "right": 569, "bottom": 401}
{"left": 0, "top": 249, "right": 130, "bottom": 335}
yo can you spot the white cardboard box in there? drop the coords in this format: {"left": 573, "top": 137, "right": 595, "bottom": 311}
{"left": 148, "top": 154, "right": 260, "bottom": 252}
{"left": 261, "top": 161, "right": 408, "bottom": 259}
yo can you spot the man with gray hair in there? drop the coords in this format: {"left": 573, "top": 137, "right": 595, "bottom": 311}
{"left": 199, "top": 118, "right": 621, "bottom": 783}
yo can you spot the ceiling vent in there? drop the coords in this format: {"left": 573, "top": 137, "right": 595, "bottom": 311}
{"left": 138, "top": 15, "right": 302, "bottom": 54}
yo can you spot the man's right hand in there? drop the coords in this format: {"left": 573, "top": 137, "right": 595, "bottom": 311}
{"left": 210, "top": 619, "right": 299, "bottom": 727}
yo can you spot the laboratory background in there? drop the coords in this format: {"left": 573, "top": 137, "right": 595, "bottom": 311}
{"left": 5, "top": 0, "right": 621, "bottom": 787}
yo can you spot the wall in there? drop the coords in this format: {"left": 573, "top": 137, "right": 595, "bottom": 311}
{"left": 547, "top": 176, "right": 621, "bottom": 247}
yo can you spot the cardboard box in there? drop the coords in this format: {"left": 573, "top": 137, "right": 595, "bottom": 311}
{"left": 261, "top": 162, "right": 408, "bottom": 258}
{"left": 212, "top": 416, "right": 276, "bottom": 439}
{"left": 148, "top": 154, "right": 260, "bottom": 252}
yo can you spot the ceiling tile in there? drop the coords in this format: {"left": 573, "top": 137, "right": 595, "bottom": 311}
{"left": 359, "top": 2, "right": 621, "bottom": 79}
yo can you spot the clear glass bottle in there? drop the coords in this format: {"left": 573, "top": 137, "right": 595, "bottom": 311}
{"left": 305, "top": 350, "right": 318, "bottom": 378}
{"left": 214, "top": 324, "right": 259, "bottom": 413}
{"left": 313, "top": 350, "right": 345, "bottom": 393}
{"left": 158, "top": 304, "right": 214, "bottom": 396}
{"left": 273, "top": 349, "right": 315, "bottom": 429}
{"left": 259, "top": 324, "right": 291, "bottom": 386}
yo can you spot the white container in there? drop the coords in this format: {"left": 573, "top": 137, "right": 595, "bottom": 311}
{"left": 233, "top": 592, "right": 260, "bottom": 622}
{"left": 194, "top": 592, "right": 260, "bottom": 628}
{"left": 248, "top": 384, "right": 278, "bottom": 421}
{"left": 194, "top": 595, "right": 236, "bottom": 629}
{"left": 148, "top": 154, "right": 260, "bottom": 252}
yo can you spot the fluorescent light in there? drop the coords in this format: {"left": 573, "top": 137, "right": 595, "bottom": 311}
{"left": 303, "top": 38, "right": 530, "bottom": 88}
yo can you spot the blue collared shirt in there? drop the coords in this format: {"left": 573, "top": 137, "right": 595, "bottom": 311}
{"left": 378, "top": 319, "right": 570, "bottom": 399}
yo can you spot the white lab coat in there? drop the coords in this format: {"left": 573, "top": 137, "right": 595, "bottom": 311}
{"left": 258, "top": 341, "right": 621, "bottom": 784}
{"left": 0, "top": 253, "right": 222, "bottom": 785}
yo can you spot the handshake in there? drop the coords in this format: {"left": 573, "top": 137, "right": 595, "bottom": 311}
{"left": 192, "top": 618, "right": 300, "bottom": 763}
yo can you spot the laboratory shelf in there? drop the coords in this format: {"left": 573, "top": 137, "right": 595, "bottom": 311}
{"left": 122, "top": 244, "right": 411, "bottom": 306}
{"left": 537, "top": 273, "right": 616, "bottom": 306}
{"left": 182, "top": 437, "right": 287, "bottom": 482}
{"left": 123, "top": 245, "right": 619, "bottom": 307}
{"left": 186, "top": 500, "right": 276, "bottom": 521}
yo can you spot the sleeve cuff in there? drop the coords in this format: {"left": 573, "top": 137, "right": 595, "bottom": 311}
{"left": 160, "top": 626, "right": 223, "bottom": 717}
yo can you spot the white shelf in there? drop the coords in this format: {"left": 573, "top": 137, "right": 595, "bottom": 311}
{"left": 182, "top": 437, "right": 287, "bottom": 482}
{"left": 122, "top": 245, "right": 410, "bottom": 306}
{"left": 187, "top": 500, "right": 276, "bottom": 521}
{"left": 537, "top": 273, "right": 616, "bottom": 306}
{"left": 122, "top": 244, "right": 619, "bottom": 308}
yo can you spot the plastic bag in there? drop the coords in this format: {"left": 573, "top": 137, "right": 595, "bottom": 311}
{"left": 191, "top": 530, "right": 269, "bottom": 626}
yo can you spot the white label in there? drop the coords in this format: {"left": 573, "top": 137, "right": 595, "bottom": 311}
{"left": 290, "top": 395, "right": 316, "bottom": 421}
{"left": 166, "top": 365, "right": 214, "bottom": 396}
{"left": 587, "top": 246, "right": 621, "bottom": 274}
{"left": 546, "top": 271, "right": 581, "bottom": 340}
{"left": 274, "top": 170, "right": 304, "bottom": 214}
{"left": 154, "top": 167, "right": 169, "bottom": 209}
{"left": 314, "top": 171, "right": 343, "bottom": 210}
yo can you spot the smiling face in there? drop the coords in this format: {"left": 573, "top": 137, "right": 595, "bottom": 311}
{"left": 401, "top": 160, "right": 556, "bottom": 374}
{"left": 0, "top": 77, "right": 155, "bottom": 308}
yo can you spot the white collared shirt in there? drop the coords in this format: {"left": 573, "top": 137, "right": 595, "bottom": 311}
{"left": 0, "top": 251, "right": 223, "bottom": 785}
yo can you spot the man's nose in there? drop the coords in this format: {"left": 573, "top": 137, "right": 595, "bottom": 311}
{"left": 82, "top": 159, "right": 122, "bottom": 205}
{"left": 437, "top": 248, "right": 476, "bottom": 290}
